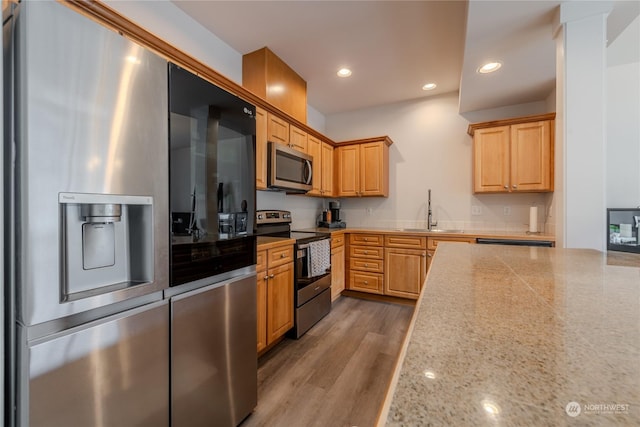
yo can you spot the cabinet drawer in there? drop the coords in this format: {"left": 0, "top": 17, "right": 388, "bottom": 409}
{"left": 349, "top": 258, "right": 384, "bottom": 273}
{"left": 257, "top": 250, "right": 267, "bottom": 272}
{"left": 384, "top": 235, "right": 427, "bottom": 249}
{"left": 348, "top": 271, "right": 383, "bottom": 294}
{"left": 268, "top": 245, "right": 294, "bottom": 267}
{"left": 331, "top": 234, "right": 345, "bottom": 249}
{"left": 349, "top": 233, "right": 383, "bottom": 246}
{"left": 427, "top": 237, "right": 475, "bottom": 250}
{"left": 349, "top": 245, "right": 384, "bottom": 259}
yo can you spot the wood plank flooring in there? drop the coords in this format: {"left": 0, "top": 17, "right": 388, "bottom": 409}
{"left": 241, "top": 296, "right": 414, "bottom": 427}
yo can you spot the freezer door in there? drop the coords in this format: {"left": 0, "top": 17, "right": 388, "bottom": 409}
{"left": 171, "top": 273, "right": 257, "bottom": 427}
{"left": 20, "top": 301, "right": 169, "bottom": 427}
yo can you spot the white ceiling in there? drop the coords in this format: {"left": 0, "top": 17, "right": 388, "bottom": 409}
{"left": 172, "top": 0, "right": 639, "bottom": 117}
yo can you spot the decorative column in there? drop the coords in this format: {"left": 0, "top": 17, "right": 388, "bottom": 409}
{"left": 553, "top": 2, "right": 612, "bottom": 250}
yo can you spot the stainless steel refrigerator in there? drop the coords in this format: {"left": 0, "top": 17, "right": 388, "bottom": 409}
{"left": 4, "top": 2, "right": 170, "bottom": 426}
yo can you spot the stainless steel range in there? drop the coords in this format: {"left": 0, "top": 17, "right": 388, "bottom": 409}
{"left": 256, "top": 210, "right": 332, "bottom": 338}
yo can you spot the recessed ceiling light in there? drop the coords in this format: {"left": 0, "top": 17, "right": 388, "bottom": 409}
{"left": 477, "top": 61, "right": 502, "bottom": 74}
{"left": 422, "top": 83, "right": 437, "bottom": 91}
{"left": 337, "top": 68, "right": 352, "bottom": 78}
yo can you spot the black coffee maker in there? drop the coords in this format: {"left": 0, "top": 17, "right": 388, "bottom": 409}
{"left": 319, "top": 201, "right": 346, "bottom": 228}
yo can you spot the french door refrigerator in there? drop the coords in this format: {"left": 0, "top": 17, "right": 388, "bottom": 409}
{"left": 4, "top": 2, "right": 170, "bottom": 426}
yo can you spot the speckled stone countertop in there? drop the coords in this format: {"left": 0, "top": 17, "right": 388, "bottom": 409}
{"left": 299, "top": 226, "right": 555, "bottom": 242}
{"left": 379, "top": 243, "right": 640, "bottom": 426}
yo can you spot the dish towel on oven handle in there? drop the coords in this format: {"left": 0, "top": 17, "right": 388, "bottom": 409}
{"left": 307, "top": 239, "right": 331, "bottom": 278}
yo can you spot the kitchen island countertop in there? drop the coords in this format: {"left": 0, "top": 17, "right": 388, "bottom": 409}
{"left": 379, "top": 243, "right": 640, "bottom": 425}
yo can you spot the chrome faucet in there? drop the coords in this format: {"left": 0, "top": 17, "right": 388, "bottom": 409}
{"left": 427, "top": 189, "right": 438, "bottom": 231}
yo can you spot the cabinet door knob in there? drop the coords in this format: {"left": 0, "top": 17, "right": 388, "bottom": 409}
{"left": 281, "top": 253, "right": 286, "bottom": 258}
{"left": 427, "top": 253, "right": 433, "bottom": 258}
{"left": 421, "top": 253, "right": 426, "bottom": 257}
{"left": 269, "top": 274, "right": 275, "bottom": 279}
{"left": 363, "top": 281, "right": 368, "bottom": 285}
{"left": 363, "top": 250, "right": 368, "bottom": 254}
{"left": 364, "top": 263, "right": 369, "bottom": 267}
{"left": 504, "top": 185, "right": 509, "bottom": 189}
{"left": 512, "top": 184, "right": 517, "bottom": 189}
{"left": 263, "top": 275, "right": 269, "bottom": 280}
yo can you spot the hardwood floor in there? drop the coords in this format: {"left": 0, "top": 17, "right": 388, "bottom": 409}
{"left": 241, "top": 296, "right": 414, "bottom": 427}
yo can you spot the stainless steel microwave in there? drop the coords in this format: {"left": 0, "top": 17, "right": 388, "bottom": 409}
{"left": 268, "top": 142, "right": 313, "bottom": 193}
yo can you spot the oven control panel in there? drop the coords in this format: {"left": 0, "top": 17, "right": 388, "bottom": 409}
{"left": 256, "top": 210, "right": 292, "bottom": 224}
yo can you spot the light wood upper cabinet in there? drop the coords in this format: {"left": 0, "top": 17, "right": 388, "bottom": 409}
{"left": 320, "top": 142, "right": 334, "bottom": 196}
{"left": 289, "top": 125, "right": 308, "bottom": 153}
{"left": 470, "top": 113, "right": 554, "bottom": 194}
{"left": 307, "top": 136, "right": 334, "bottom": 197}
{"left": 335, "top": 137, "right": 392, "bottom": 197}
{"left": 510, "top": 121, "right": 553, "bottom": 192}
{"left": 335, "top": 144, "right": 360, "bottom": 197}
{"left": 267, "top": 113, "right": 289, "bottom": 145}
{"left": 307, "top": 134, "right": 322, "bottom": 195}
{"left": 242, "top": 47, "right": 307, "bottom": 123}
{"left": 255, "top": 106, "right": 268, "bottom": 190}
{"left": 473, "top": 126, "right": 510, "bottom": 193}
{"left": 359, "top": 142, "right": 387, "bottom": 196}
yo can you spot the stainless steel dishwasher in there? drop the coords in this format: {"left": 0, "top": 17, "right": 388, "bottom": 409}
{"left": 476, "top": 238, "right": 554, "bottom": 247}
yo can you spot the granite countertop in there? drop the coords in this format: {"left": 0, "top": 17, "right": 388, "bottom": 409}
{"left": 379, "top": 243, "right": 639, "bottom": 426}
{"left": 256, "top": 235, "right": 295, "bottom": 250}
{"left": 300, "top": 226, "right": 555, "bottom": 242}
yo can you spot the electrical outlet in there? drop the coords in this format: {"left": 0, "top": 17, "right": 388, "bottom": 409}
{"left": 503, "top": 206, "right": 511, "bottom": 216}
{"left": 471, "top": 205, "right": 482, "bottom": 216}
{"left": 366, "top": 207, "right": 373, "bottom": 216}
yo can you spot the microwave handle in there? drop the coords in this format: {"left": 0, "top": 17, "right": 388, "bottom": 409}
{"left": 304, "top": 159, "right": 313, "bottom": 184}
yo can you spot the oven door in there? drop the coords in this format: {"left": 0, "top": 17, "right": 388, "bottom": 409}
{"left": 294, "top": 240, "right": 331, "bottom": 306}
{"left": 268, "top": 142, "right": 312, "bottom": 193}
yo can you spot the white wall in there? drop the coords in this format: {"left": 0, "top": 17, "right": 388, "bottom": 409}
{"left": 607, "top": 15, "right": 640, "bottom": 208}
{"left": 325, "top": 93, "right": 551, "bottom": 232}
{"left": 104, "top": 0, "right": 243, "bottom": 83}
{"left": 102, "top": 1, "right": 639, "bottom": 240}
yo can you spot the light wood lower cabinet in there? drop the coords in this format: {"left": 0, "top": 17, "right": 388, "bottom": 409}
{"left": 256, "top": 243, "right": 294, "bottom": 353}
{"left": 330, "top": 234, "right": 345, "bottom": 300}
{"left": 346, "top": 233, "right": 384, "bottom": 295}
{"left": 342, "top": 233, "right": 487, "bottom": 300}
{"left": 266, "top": 262, "right": 294, "bottom": 343}
{"left": 384, "top": 235, "right": 427, "bottom": 300}
{"left": 384, "top": 248, "right": 427, "bottom": 299}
